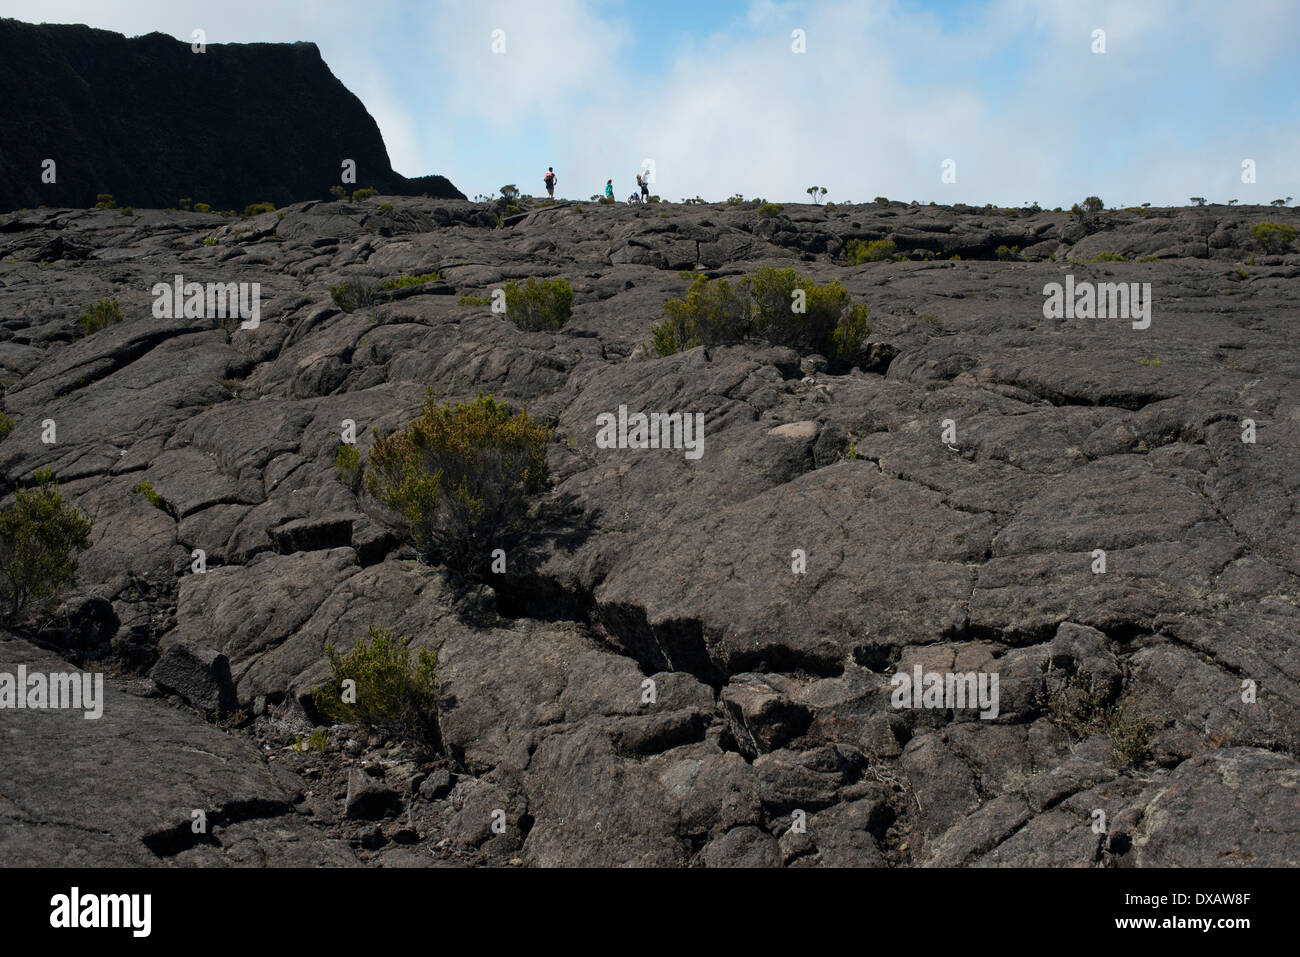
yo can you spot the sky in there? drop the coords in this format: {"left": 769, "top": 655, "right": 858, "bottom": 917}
{"left": 3, "top": 0, "right": 1298, "bottom": 207}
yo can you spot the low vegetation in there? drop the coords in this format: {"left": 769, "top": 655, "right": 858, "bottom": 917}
{"left": 380, "top": 271, "right": 441, "bottom": 290}
{"left": 650, "top": 267, "right": 871, "bottom": 369}
{"left": 0, "top": 468, "right": 94, "bottom": 623}
{"left": 845, "top": 238, "right": 897, "bottom": 264}
{"left": 243, "top": 202, "right": 275, "bottom": 216}
{"left": 1251, "top": 221, "right": 1296, "bottom": 254}
{"left": 312, "top": 626, "right": 439, "bottom": 743}
{"left": 365, "top": 393, "right": 552, "bottom": 573}
{"left": 77, "top": 298, "right": 124, "bottom": 335}
{"left": 1039, "top": 669, "right": 1153, "bottom": 767}
{"left": 131, "top": 480, "right": 168, "bottom": 512}
{"left": 333, "top": 442, "right": 362, "bottom": 492}
{"left": 330, "top": 280, "right": 379, "bottom": 312}
{"left": 502, "top": 276, "right": 573, "bottom": 331}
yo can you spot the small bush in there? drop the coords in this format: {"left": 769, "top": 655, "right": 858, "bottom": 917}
{"left": 334, "top": 443, "right": 362, "bottom": 492}
{"left": 244, "top": 202, "right": 275, "bottom": 216}
{"left": 995, "top": 245, "right": 1018, "bottom": 261}
{"left": 381, "top": 272, "right": 441, "bottom": 290}
{"left": 0, "top": 412, "right": 12, "bottom": 438}
{"left": 78, "top": 298, "right": 124, "bottom": 335}
{"left": 652, "top": 269, "right": 870, "bottom": 367}
{"left": 178, "top": 198, "right": 192, "bottom": 211}
{"left": 330, "top": 280, "right": 379, "bottom": 313}
{"left": 845, "top": 238, "right": 896, "bottom": 264}
{"left": 502, "top": 277, "right": 573, "bottom": 331}
{"left": 119, "top": 206, "right": 134, "bottom": 217}
{"left": 458, "top": 293, "right": 492, "bottom": 307}
{"left": 203, "top": 236, "right": 217, "bottom": 247}
{"left": 329, "top": 185, "right": 347, "bottom": 201}
{"left": 682, "top": 196, "right": 708, "bottom": 205}
{"left": 1251, "top": 221, "right": 1296, "bottom": 253}
{"left": 351, "top": 188, "right": 379, "bottom": 201}
{"left": 0, "top": 468, "right": 94, "bottom": 623}
{"left": 1081, "top": 196, "right": 1105, "bottom": 213}
{"left": 873, "top": 196, "right": 889, "bottom": 205}
{"left": 758, "top": 202, "right": 785, "bottom": 218}
{"left": 379, "top": 203, "right": 394, "bottom": 213}
{"left": 726, "top": 194, "right": 745, "bottom": 206}
{"left": 194, "top": 202, "right": 212, "bottom": 214}
{"left": 500, "top": 185, "right": 521, "bottom": 202}
{"left": 1087, "top": 252, "right": 1127, "bottom": 262}
{"left": 312, "top": 626, "right": 439, "bottom": 743}
{"left": 365, "top": 393, "right": 551, "bottom": 572}
{"left": 131, "top": 480, "right": 168, "bottom": 512}
{"left": 1039, "top": 669, "right": 1153, "bottom": 767}
{"left": 93, "top": 193, "right": 116, "bottom": 210}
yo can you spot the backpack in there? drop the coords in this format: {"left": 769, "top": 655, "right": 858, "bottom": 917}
{"left": 544, "top": 172, "right": 555, "bottom": 186}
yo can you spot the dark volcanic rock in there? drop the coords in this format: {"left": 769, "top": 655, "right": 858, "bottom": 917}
{"left": 1, "top": 194, "right": 1298, "bottom": 868}
{"left": 0, "top": 20, "right": 462, "bottom": 213}
{"left": 150, "top": 638, "right": 238, "bottom": 715}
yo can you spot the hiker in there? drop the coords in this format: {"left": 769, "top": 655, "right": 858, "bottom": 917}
{"left": 605, "top": 179, "right": 614, "bottom": 201}
{"left": 639, "top": 171, "right": 650, "bottom": 202}
{"left": 627, "top": 192, "right": 641, "bottom": 205}
{"left": 544, "top": 167, "right": 556, "bottom": 199}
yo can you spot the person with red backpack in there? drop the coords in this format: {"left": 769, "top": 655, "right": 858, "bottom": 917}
{"left": 544, "top": 167, "right": 556, "bottom": 199}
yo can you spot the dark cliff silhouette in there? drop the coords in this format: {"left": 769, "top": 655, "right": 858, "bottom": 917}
{"left": 0, "top": 19, "right": 463, "bottom": 213}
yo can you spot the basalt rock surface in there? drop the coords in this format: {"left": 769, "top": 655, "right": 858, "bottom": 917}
{"left": 1, "top": 197, "right": 1298, "bottom": 867}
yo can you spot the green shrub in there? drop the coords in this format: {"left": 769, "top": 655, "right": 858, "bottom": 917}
{"left": 1251, "top": 221, "right": 1296, "bottom": 253}
{"left": 0, "top": 412, "right": 13, "bottom": 438}
{"left": 380, "top": 272, "right": 441, "bottom": 290}
{"left": 244, "top": 202, "right": 275, "bottom": 216}
{"left": 0, "top": 468, "right": 93, "bottom": 623}
{"left": 312, "top": 626, "right": 439, "bottom": 743}
{"left": 682, "top": 196, "right": 708, "bottom": 205}
{"left": 78, "top": 298, "right": 125, "bottom": 335}
{"left": 1087, "top": 252, "right": 1127, "bottom": 262}
{"left": 351, "top": 188, "right": 379, "bottom": 201}
{"left": 93, "top": 194, "right": 116, "bottom": 210}
{"left": 502, "top": 277, "right": 573, "bottom": 331}
{"left": 330, "top": 280, "right": 379, "bottom": 312}
{"left": 365, "top": 393, "right": 551, "bottom": 572}
{"left": 726, "top": 194, "right": 745, "bottom": 206}
{"left": 758, "top": 202, "right": 785, "bottom": 218}
{"left": 379, "top": 203, "right": 394, "bottom": 213}
{"left": 505, "top": 204, "right": 523, "bottom": 216}
{"left": 131, "top": 480, "right": 168, "bottom": 512}
{"left": 873, "top": 196, "right": 889, "bottom": 205}
{"left": 652, "top": 269, "right": 870, "bottom": 367}
{"left": 194, "top": 202, "right": 212, "bottom": 214}
{"left": 178, "top": 198, "right": 193, "bottom": 211}
{"left": 277, "top": 210, "right": 286, "bottom": 220}
{"left": 458, "top": 293, "right": 492, "bottom": 306}
{"left": 119, "top": 207, "right": 134, "bottom": 217}
{"left": 1082, "top": 196, "right": 1105, "bottom": 213}
{"left": 995, "top": 244, "right": 1019, "bottom": 261}
{"left": 500, "top": 185, "right": 521, "bottom": 202}
{"left": 203, "top": 236, "right": 217, "bottom": 247}
{"left": 329, "top": 185, "right": 347, "bottom": 201}
{"left": 334, "top": 442, "right": 362, "bottom": 492}
{"left": 845, "top": 238, "right": 897, "bottom": 264}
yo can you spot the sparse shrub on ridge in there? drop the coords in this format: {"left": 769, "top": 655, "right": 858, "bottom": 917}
{"left": 244, "top": 202, "right": 275, "bottom": 216}
{"left": 333, "top": 443, "right": 362, "bottom": 492}
{"left": 0, "top": 412, "right": 13, "bottom": 438}
{"left": 365, "top": 393, "right": 551, "bottom": 573}
{"left": 331, "top": 280, "right": 379, "bottom": 312}
{"left": 758, "top": 202, "right": 785, "bottom": 218}
{"left": 502, "top": 277, "right": 573, "bottom": 331}
{"left": 845, "top": 238, "right": 896, "bottom": 264}
{"left": 351, "top": 187, "right": 379, "bottom": 201}
{"left": 78, "top": 298, "right": 124, "bottom": 335}
{"left": 381, "top": 272, "right": 441, "bottom": 290}
{"left": 0, "top": 468, "right": 93, "bottom": 623}
{"left": 131, "top": 480, "right": 168, "bottom": 512}
{"left": 312, "top": 625, "right": 439, "bottom": 743}
{"left": 93, "top": 193, "right": 116, "bottom": 210}
{"left": 651, "top": 268, "right": 870, "bottom": 368}
{"left": 1251, "top": 221, "right": 1296, "bottom": 253}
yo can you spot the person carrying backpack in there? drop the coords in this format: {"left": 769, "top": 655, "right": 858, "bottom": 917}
{"left": 544, "top": 167, "right": 556, "bottom": 199}
{"left": 605, "top": 179, "right": 614, "bottom": 201}
{"left": 639, "top": 171, "right": 650, "bottom": 202}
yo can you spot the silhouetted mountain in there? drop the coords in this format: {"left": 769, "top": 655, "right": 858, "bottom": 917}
{"left": 0, "top": 19, "right": 463, "bottom": 213}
